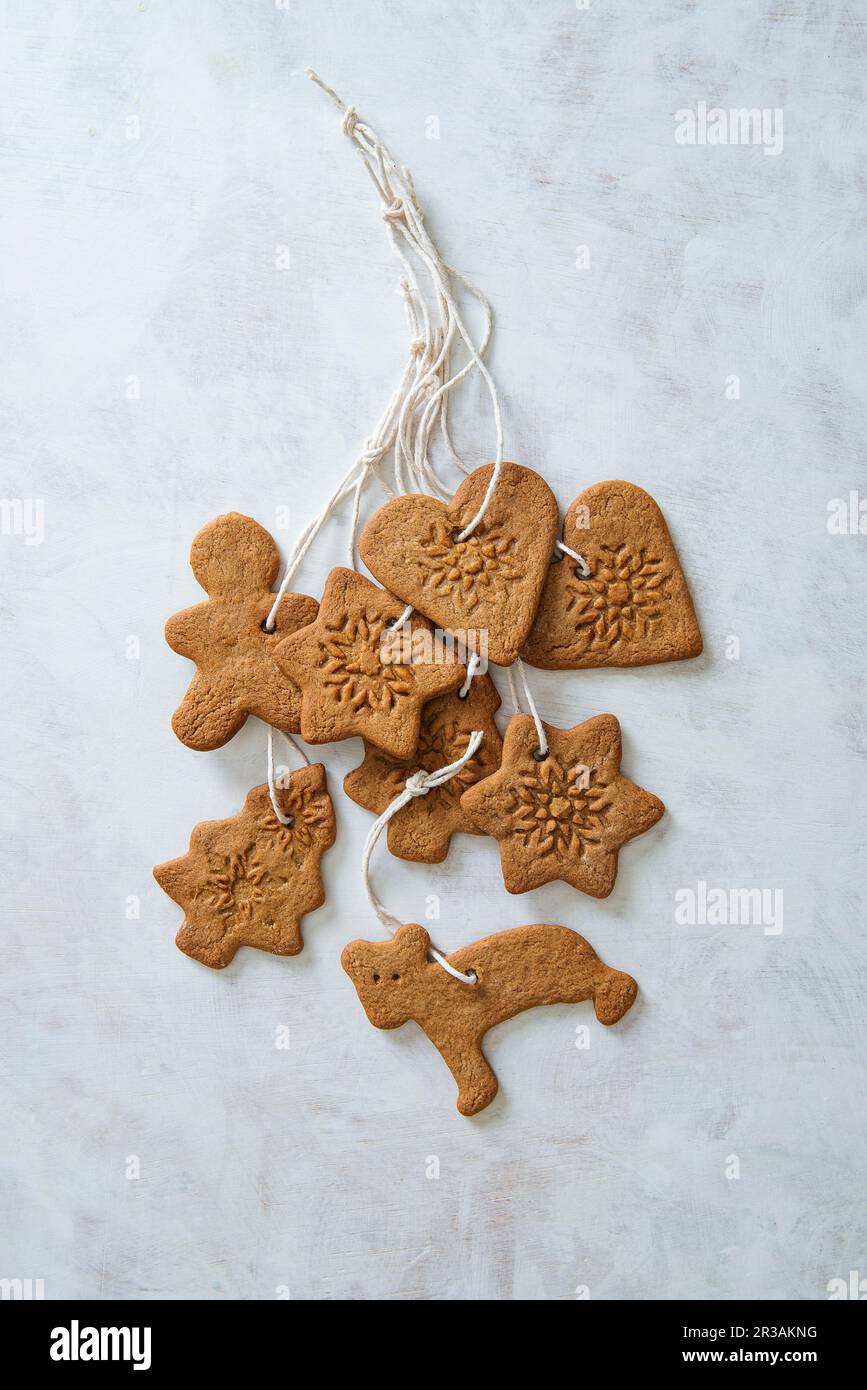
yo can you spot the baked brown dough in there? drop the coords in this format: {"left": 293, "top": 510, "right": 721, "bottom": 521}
{"left": 522, "top": 481, "right": 702, "bottom": 669}
{"left": 460, "top": 713, "right": 664, "bottom": 897}
{"left": 342, "top": 922, "right": 638, "bottom": 1115}
{"left": 165, "top": 512, "right": 318, "bottom": 750}
{"left": 154, "top": 766, "right": 335, "bottom": 967}
{"left": 359, "top": 463, "right": 559, "bottom": 666}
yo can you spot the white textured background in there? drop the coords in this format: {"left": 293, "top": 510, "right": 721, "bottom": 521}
{"left": 2, "top": 0, "right": 865, "bottom": 1301}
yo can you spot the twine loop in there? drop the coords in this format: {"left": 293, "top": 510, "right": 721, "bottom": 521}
{"left": 360, "top": 730, "right": 485, "bottom": 984}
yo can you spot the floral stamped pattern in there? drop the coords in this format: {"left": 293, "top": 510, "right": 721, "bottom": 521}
{"left": 343, "top": 673, "right": 504, "bottom": 864}
{"left": 417, "top": 517, "right": 520, "bottom": 614}
{"left": 257, "top": 777, "right": 334, "bottom": 861}
{"left": 460, "top": 713, "right": 665, "bottom": 898}
{"left": 153, "top": 771, "right": 336, "bottom": 968}
{"left": 505, "top": 757, "right": 610, "bottom": 858}
{"left": 565, "top": 544, "right": 671, "bottom": 651}
{"left": 276, "top": 569, "right": 466, "bottom": 759}
{"left": 320, "top": 609, "right": 414, "bottom": 712}
{"left": 200, "top": 847, "right": 269, "bottom": 935}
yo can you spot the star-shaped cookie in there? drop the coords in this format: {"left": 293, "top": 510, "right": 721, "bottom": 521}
{"left": 153, "top": 765, "right": 336, "bottom": 968}
{"left": 274, "top": 567, "right": 466, "bottom": 760}
{"left": 343, "top": 672, "right": 503, "bottom": 863}
{"left": 460, "top": 713, "right": 664, "bottom": 897}
{"left": 165, "top": 512, "right": 319, "bottom": 750}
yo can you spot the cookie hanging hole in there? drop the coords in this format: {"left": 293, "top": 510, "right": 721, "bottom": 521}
{"left": 451, "top": 527, "right": 464, "bottom": 545}
{"left": 373, "top": 973, "right": 381, "bottom": 983}
{"left": 555, "top": 538, "right": 591, "bottom": 579}
{"left": 532, "top": 747, "right": 548, "bottom": 762}
{"left": 391, "top": 973, "right": 400, "bottom": 981}
{"left": 466, "top": 969, "right": 478, "bottom": 983}
{"left": 261, "top": 618, "right": 275, "bottom": 633}
{"left": 386, "top": 602, "right": 414, "bottom": 633}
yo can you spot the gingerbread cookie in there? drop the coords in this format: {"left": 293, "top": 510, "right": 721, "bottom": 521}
{"left": 342, "top": 922, "right": 637, "bottom": 1115}
{"left": 522, "top": 481, "right": 702, "bottom": 669}
{"left": 359, "top": 463, "right": 559, "bottom": 666}
{"left": 343, "top": 672, "right": 503, "bottom": 863}
{"left": 274, "top": 567, "right": 466, "bottom": 760}
{"left": 153, "top": 765, "right": 336, "bottom": 968}
{"left": 460, "top": 713, "right": 664, "bottom": 897}
{"left": 165, "top": 512, "right": 319, "bottom": 750}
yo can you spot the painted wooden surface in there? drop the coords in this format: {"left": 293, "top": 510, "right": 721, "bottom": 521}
{"left": 1, "top": 0, "right": 865, "bottom": 1299}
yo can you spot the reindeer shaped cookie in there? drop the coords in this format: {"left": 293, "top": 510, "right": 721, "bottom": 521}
{"left": 341, "top": 923, "right": 637, "bottom": 1115}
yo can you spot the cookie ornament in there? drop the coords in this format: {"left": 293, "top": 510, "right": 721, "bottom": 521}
{"left": 274, "top": 567, "right": 465, "bottom": 760}
{"left": 342, "top": 923, "right": 637, "bottom": 1116}
{"left": 343, "top": 667, "right": 503, "bottom": 863}
{"left": 154, "top": 757, "right": 335, "bottom": 968}
{"left": 346, "top": 737, "right": 637, "bottom": 1114}
{"left": 359, "top": 461, "right": 559, "bottom": 666}
{"left": 522, "top": 481, "right": 702, "bottom": 669}
{"left": 165, "top": 512, "right": 319, "bottom": 750}
{"left": 460, "top": 712, "right": 664, "bottom": 898}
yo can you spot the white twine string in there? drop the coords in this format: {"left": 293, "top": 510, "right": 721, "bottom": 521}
{"left": 306, "top": 69, "right": 504, "bottom": 540}
{"left": 458, "top": 650, "right": 481, "bottom": 698}
{"left": 387, "top": 602, "right": 414, "bottom": 632}
{"left": 556, "top": 538, "right": 591, "bottom": 577}
{"left": 264, "top": 414, "right": 401, "bottom": 633}
{"left": 506, "top": 659, "right": 548, "bottom": 758}
{"left": 361, "top": 730, "right": 484, "bottom": 983}
{"left": 261, "top": 76, "right": 511, "bottom": 801}
{"left": 267, "top": 726, "right": 310, "bottom": 825}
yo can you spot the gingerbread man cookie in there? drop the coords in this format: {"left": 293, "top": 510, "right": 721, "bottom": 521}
{"left": 522, "top": 481, "right": 702, "bottom": 669}
{"left": 342, "top": 922, "right": 638, "bottom": 1115}
{"left": 460, "top": 713, "right": 664, "bottom": 897}
{"left": 274, "top": 567, "right": 466, "bottom": 760}
{"left": 165, "top": 512, "right": 319, "bottom": 750}
{"left": 153, "top": 765, "right": 335, "bottom": 968}
{"left": 343, "top": 672, "right": 503, "bottom": 863}
{"left": 359, "top": 463, "right": 559, "bottom": 666}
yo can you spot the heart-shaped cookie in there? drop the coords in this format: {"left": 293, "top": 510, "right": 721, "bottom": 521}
{"left": 359, "top": 462, "right": 559, "bottom": 666}
{"left": 521, "top": 481, "right": 702, "bottom": 669}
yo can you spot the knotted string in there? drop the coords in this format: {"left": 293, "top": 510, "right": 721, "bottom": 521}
{"left": 263, "top": 72, "right": 505, "bottom": 651}
{"left": 306, "top": 69, "right": 504, "bottom": 539}
{"left": 361, "top": 730, "right": 485, "bottom": 983}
